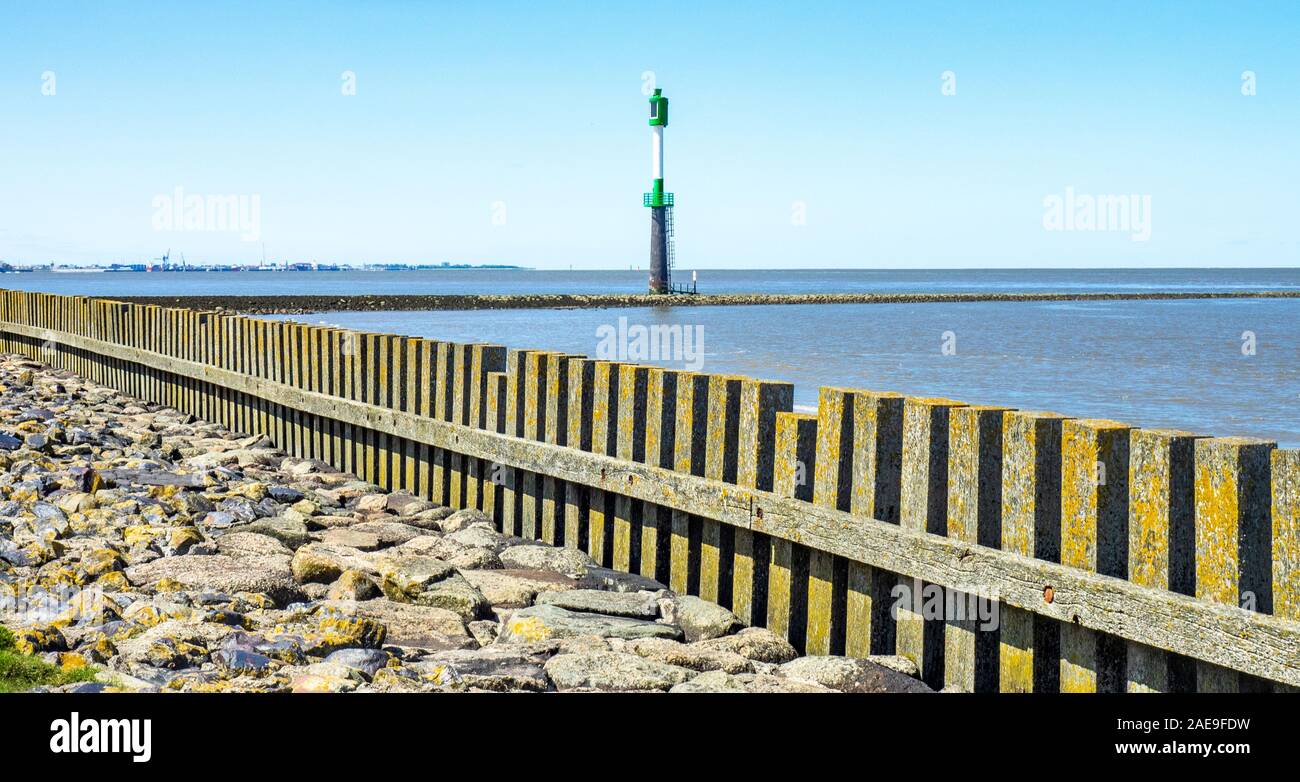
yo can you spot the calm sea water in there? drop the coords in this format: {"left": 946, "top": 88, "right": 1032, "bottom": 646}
{"left": 3, "top": 269, "right": 1296, "bottom": 445}
{"left": 4, "top": 267, "right": 1300, "bottom": 296}
{"left": 279, "top": 297, "right": 1300, "bottom": 447}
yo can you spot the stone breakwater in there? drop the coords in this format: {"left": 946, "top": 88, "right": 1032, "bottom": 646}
{"left": 114, "top": 290, "right": 1300, "bottom": 315}
{"left": 0, "top": 354, "right": 930, "bottom": 693}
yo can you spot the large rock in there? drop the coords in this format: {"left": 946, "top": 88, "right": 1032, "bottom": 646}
{"left": 669, "top": 670, "right": 836, "bottom": 693}
{"left": 664, "top": 595, "right": 741, "bottom": 642}
{"left": 393, "top": 535, "right": 466, "bottom": 560}
{"left": 386, "top": 493, "right": 439, "bottom": 517}
{"left": 186, "top": 448, "right": 277, "bottom": 469}
{"left": 325, "top": 570, "right": 382, "bottom": 601}
{"left": 290, "top": 542, "right": 377, "bottom": 584}
{"left": 440, "top": 508, "right": 491, "bottom": 532}
{"left": 446, "top": 525, "right": 509, "bottom": 552}
{"left": 345, "top": 520, "right": 426, "bottom": 547}
{"left": 577, "top": 567, "right": 667, "bottom": 594}
{"left": 537, "top": 589, "right": 659, "bottom": 618}
{"left": 318, "top": 599, "right": 473, "bottom": 650}
{"left": 124, "top": 555, "right": 304, "bottom": 606}
{"left": 376, "top": 556, "right": 488, "bottom": 620}
{"left": 318, "top": 528, "right": 382, "bottom": 551}
{"left": 298, "top": 607, "right": 388, "bottom": 655}
{"left": 867, "top": 654, "right": 921, "bottom": 679}
{"left": 241, "top": 517, "right": 311, "bottom": 550}
{"left": 444, "top": 547, "right": 501, "bottom": 571}
{"left": 116, "top": 620, "right": 241, "bottom": 668}
{"left": 355, "top": 494, "right": 389, "bottom": 513}
{"left": 668, "top": 670, "right": 748, "bottom": 693}
{"left": 290, "top": 666, "right": 361, "bottom": 693}
{"left": 544, "top": 651, "right": 694, "bottom": 692}
{"left": 691, "top": 627, "right": 798, "bottom": 663}
{"left": 778, "top": 656, "right": 934, "bottom": 693}
{"left": 460, "top": 569, "right": 578, "bottom": 608}
{"left": 496, "top": 604, "right": 682, "bottom": 644}
{"left": 498, "top": 545, "right": 596, "bottom": 576}
{"left": 397, "top": 573, "right": 489, "bottom": 621}
{"left": 414, "top": 647, "right": 550, "bottom": 692}
{"left": 215, "top": 531, "right": 293, "bottom": 560}
{"left": 613, "top": 637, "right": 754, "bottom": 674}
{"left": 324, "top": 648, "right": 392, "bottom": 680}
{"left": 403, "top": 507, "right": 454, "bottom": 530}
{"left": 306, "top": 512, "right": 361, "bottom": 530}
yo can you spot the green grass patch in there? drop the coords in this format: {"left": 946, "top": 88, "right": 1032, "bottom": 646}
{"left": 0, "top": 625, "right": 98, "bottom": 693}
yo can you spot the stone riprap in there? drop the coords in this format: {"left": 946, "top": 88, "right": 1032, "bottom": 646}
{"left": 0, "top": 354, "right": 929, "bottom": 693}
{"left": 114, "top": 289, "right": 1300, "bottom": 315}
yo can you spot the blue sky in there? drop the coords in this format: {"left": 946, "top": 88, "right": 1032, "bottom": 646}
{"left": 2, "top": 1, "right": 1297, "bottom": 269}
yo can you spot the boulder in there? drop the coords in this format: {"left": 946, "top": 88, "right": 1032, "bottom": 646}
{"left": 325, "top": 570, "right": 382, "bottom": 601}
{"left": 386, "top": 493, "right": 439, "bottom": 517}
{"left": 536, "top": 589, "right": 659, "bottom": 619}
{"left": 460, "top": 568, "right": 578, "bottom": 608}
{"left": 444, "top": 547, "right": 502, "bottom": 571}
{"left": 377, "top": 562, "right": 489, "bottom": 620}
{"left": 439, "top": 508, "right": 491, "bottom": 532}
{"left": 544, "top": 651, "right": 694, "bottom": 692}
{"left": 778, "top": 656, "right": 933, "bottom": 693}
{"left": 577, "top": 566, "right": 667, "bottom": 594}
{"left": 324, "top": 648, "right": 392, "bottom": 680}
{"left": 663, "top": 595, "right": 742, "bottom": 642}
{"left": 298, "top": 607, "right": 387, "bottom": 655}
{"left": 496, "top": 604, "right": 682, "bottom": 644}
{"left": 317, "top": 599, "right": 473, "bottom": 650}
{"left": 345, "top": 520, "right": 426, "bottom": 547}
{"left": 212, "top": 649, "right": 279, "bottom": 676}
{"left": 290, "top": 542, "right": 377, "bottom": 584}
{"left": 447, "top": 525, "right": 509, "bottom": 552}
{"left": 668, "top": 670, "right": 749, "bottom": 693}
{"left": 613, "top": 637, "right": 754, "bottom": 674}
{"left": 498, "top": 545, "right": 596, "bottom": 576}
{"left": 691, "top": 627, "right": 798, "bottom": 664}
{"left": 393, "top": 535, "right": 465, "bottom": 559}
{"left": 355, "top": 494, "right": 389, "bottom": 513}
{"left": 242, "top": 517, "right": 311, "bottom": 550}
{"left": 215, "top": 531, "right": 293, "bottom": 560}
{"left": 318, "top": 528, "right": 383, "bottom": 551}
{"left": 679, "top": 671, "right": 837, "bottom": 693}
{"left": 124, "top": 555, "right": 304, "bottom": 607}
{"left": 415, "top": 647, "right": 550, "bottom": 692}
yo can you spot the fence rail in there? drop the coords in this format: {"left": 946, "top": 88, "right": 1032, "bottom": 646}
{"left": 1, "top": 288, "right": 1297, "bottom": 691}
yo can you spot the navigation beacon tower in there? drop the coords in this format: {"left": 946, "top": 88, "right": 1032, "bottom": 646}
{"left": 644, "top": 88, "right": 676, "bottom": 294}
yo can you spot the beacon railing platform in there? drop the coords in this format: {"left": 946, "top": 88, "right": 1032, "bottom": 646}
{"left": 0, "top": 288, "right": 1297, "bottom": 692}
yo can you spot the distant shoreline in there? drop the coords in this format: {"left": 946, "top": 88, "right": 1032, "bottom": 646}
{"left": 103, "top": 290, "right": 1300, "bottom": 314}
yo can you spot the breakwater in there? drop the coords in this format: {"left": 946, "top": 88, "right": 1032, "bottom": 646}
{"left": 1, "top": 356, "right": 916, "bottom": 693}
{"left": 1, "top": 288, "right": 1298, "bottom": 691}
{"left": 115, "top": 289, "right": 1300, "bottom": 314}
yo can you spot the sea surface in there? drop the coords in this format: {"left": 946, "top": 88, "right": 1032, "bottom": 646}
{"left": 4, "top": 267, "right": 1300, "bottom": 296}
{"left": 3, "top": 269, "right": 1297, "bottom": 445}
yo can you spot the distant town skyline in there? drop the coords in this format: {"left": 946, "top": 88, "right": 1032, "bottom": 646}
{"left": 0, "top": 260, "right": 526, "bottom": 272}
{"left": 3, "top": 2, "right": 1297, "bottom": 269}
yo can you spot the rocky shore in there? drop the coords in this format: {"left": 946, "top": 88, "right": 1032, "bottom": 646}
{"left": 114, "top": 289, "right": 1300, "bottom": 315}
{"left": 0, "top": 354, "right": 931, "bottom": 693}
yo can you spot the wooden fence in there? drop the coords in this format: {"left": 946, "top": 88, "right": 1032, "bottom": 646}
{"left": 1, "top": 288, "right": 1297, "bottom": 692}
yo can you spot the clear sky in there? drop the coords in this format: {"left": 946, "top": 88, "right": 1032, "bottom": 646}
{"left": 2, "top": 1, "right": 1297, "bottom": 269}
